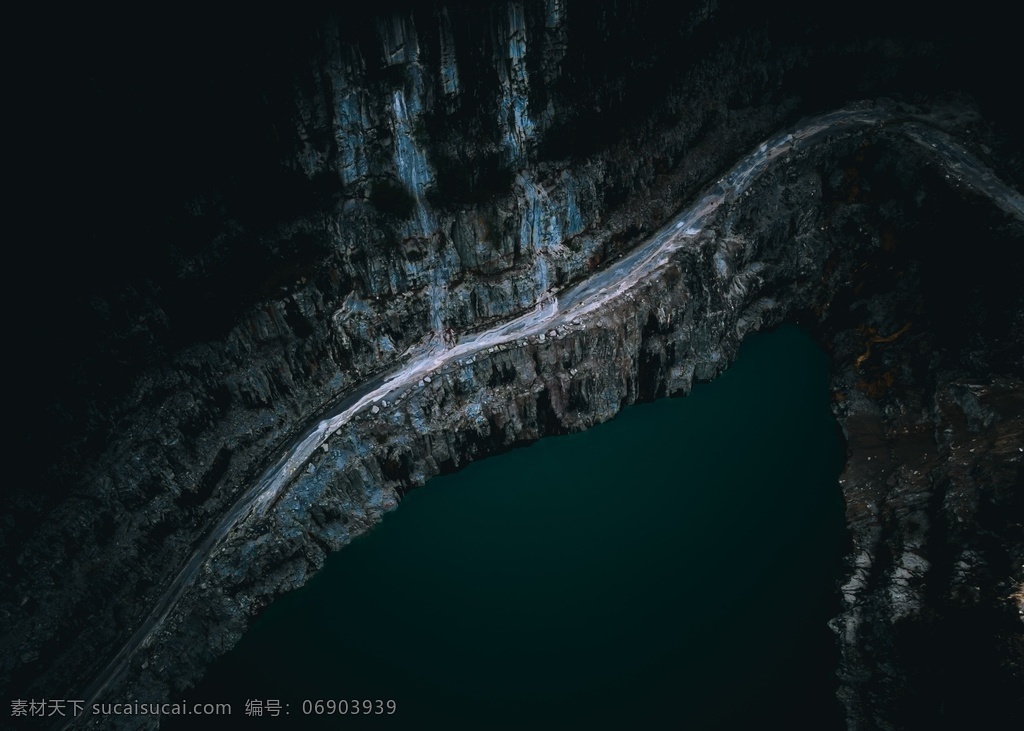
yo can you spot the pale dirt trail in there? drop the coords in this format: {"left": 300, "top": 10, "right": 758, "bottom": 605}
{"left": 66, "top": 104, "right": 1024, "bottom": 725}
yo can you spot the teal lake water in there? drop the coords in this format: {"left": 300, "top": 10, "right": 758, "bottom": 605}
{"left": 171, "top": 325, "right": 847, "bottom": 730}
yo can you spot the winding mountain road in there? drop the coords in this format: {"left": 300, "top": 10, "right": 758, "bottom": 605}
{"left": 66, "top": 102, "right": 1024, "bottom": 726}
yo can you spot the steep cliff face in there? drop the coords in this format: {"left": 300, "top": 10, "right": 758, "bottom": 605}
{"left": 3, "top": 2, "right": 1021, "bottom": 729}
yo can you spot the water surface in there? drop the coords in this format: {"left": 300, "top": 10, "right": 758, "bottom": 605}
{"left": 174, "top": 324, "right": 846, "bottom": 730}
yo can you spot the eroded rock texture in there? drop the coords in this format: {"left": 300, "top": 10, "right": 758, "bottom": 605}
{"left": 3, "top": 2, "right": 1021, "bottom": 729}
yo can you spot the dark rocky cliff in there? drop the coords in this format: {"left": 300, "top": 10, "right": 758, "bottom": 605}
{"left": 3, "top": 2, "right": 1021, "bottom": 729}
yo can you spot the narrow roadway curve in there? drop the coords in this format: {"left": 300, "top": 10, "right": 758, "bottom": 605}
{"left": 66, "top": 102, "right": 1024, "bottom": 726}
